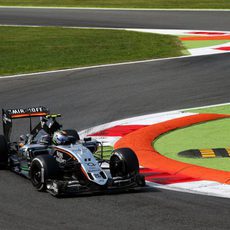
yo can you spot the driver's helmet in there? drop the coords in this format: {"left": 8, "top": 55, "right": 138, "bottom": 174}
{"left": 52, "top": 130, "right": 75, "bottom": 145}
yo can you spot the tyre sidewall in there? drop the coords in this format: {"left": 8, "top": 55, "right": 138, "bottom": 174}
{"left": 30, "top": 155, "right": 60, "bottom": 191}
{"left": 110, "top": 148, "right": 139, "bottom": 177}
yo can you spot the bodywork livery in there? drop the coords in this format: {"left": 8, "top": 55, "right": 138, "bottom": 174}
{"left": 0, "top": 106, "right": 145, "bottom": 196}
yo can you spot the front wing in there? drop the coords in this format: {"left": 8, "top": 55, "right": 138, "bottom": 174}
{"left": 46, "top": 174, "right": 145, "bottom": 197}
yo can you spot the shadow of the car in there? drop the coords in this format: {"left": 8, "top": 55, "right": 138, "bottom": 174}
{"left": 53, "top": 185, "right": 160, "bottom": 199}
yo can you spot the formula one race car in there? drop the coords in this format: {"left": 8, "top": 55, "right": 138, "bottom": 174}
{"left": 0, "top": 106, "right": 145, "bottom": 196}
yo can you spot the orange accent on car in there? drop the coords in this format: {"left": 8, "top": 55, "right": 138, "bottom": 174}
{"left": 10, "top": 112, "right": 48, "bottom": 118}
{"left": 54, "top": 147, "right": 77, "bottom": 160}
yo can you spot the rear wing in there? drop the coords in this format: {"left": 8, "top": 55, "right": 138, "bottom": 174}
{"left": 3, "top": 106, "right": 49, "bottom": 120}
{"left": 2, "top": 106, "right": 49, "bottom": 142}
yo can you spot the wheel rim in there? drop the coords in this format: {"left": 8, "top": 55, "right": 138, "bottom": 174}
{"left": 31, "top": 163, "right": 42, "bottom": 187}
{"left": 33, "top": 170, "right": 41, "bottom": 184}
{"left": 110, "top": 155, "right": 126, "bottom": 177}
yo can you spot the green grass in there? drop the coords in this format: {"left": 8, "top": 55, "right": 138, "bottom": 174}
{"left": 188, "top": 104, "right": 230, "bottom": 114}
{"left": 0, "top": 26, "right": 185, "bottom": 76}
{"left": 95, "top": 146, "right": 113, "bottom": 160}
{"left": 154, "top": 118, "right": 230, "bottom": 171}
{"left": 154, "top": 105, "right": 230, "bottom": 171}
{"left": 0, "top": 0, "right": 229, "bottom": 9}
{"left": 182, "top": 40, "right": 230, "bottom": 49}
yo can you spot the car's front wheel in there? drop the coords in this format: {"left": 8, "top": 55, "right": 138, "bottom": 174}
{"left": 110, "top": 148, "right": 139, "bottom": 178}
{"left": 30, "top": 155, "right": 60, "bottom": 192}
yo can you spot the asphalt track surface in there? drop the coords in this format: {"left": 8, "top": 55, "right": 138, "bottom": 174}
{"left": 0, "top": 8, "right": 230, "bottom": 230}
{"left": 0, "top": 8, "right": 230, "bottom": 30}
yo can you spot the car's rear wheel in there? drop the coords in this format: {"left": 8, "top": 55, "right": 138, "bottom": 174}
{"left": 110, "top": 148, "right": 139, "bottom": 178}
{"left": 30, "top": 155, "right": 60, "bottom": 191}
{"left": 0, "top": 135, "right": 9, "bottom": 169}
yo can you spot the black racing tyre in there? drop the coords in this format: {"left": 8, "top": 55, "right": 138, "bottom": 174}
{"left": 63, "top": 129, "right": 80, "bottom": 141}
{"left": 0, "top": 135, "right": 9, "bottom": 169}
{"left": 110, "top": 148, "right": 139, "bottom": 178}
{"left": 30, "top": 155, "right": 60, "bottom": 192}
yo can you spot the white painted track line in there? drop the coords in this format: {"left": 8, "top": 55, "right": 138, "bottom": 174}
{"left": 0, "top": 6, "right": 229, "bottom": 11}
